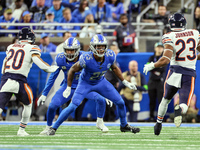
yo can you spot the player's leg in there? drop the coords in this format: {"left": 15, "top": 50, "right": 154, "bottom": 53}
{"left": 86, "top": 92, "right": 108, "bottom": 133}
{"left": 40, "top": 84, "right": 75, "bottom": 134}
{"left": 174, "top": 75, "right": 195, "bottom": 127}
{"left": 155, "top": 71, "right": 178, "bottom": 135}
{"left": 47, "top": 81, "right": 91, "bottom": 135}
{"left": 16, "top": 83, "right": 33, "bottom": 136}
{"left": 0, "top": 80, "right": 13, "bottom": 116}
{"left": 95, "top": 79, "right": 140, "bottom": 133}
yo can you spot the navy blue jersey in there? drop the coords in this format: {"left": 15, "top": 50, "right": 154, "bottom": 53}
{"left": 79, "top": 49, "right": 116, "bottom": 84}
{"left": 42, "top": 51, "right": 83, "bottom": 96}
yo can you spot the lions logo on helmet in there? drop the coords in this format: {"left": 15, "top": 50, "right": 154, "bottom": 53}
{"left": 18, "top": 27, "right": 36, "bottom": 44}
{"left": 169, "top": 12, "right": 186, "bottom": 31}
{"left": 90, "top": 34, "right": 108, "bottom": 57}
{"left": 63, "top": 37, "right": 80, "bottom": 61}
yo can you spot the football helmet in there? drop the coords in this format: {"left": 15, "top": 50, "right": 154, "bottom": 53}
{"left": 169, "top": 12, "right": 186, "bottom": 31}
{"left": 90, "top": 34, "right": 108, "bottom": 57}
{"left": 63, "top": 37, "right": 80, "bottom": 61}
{"left": 18, "top": 27, "right": 36, "bottom": 44}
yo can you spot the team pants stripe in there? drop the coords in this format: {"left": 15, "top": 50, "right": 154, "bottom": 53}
{"left": 163, "top": 70, "right": 171, "bottom": 97}
{"left": 24, "top": 83, "right": 33, "bottom": 104}
{"left": 187, "top": 77, "right": 195, "bottom": 106}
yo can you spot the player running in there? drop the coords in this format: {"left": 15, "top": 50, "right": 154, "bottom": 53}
{"left": 143, "top": 12, "right": 200, "bottom": 135}
{"left": 46, "top": 34, "right": 140, "bottom": 135}
{"left": 38, "top": 37, "right": 111, "bottom": 134}
{"left": 0, "top": 27, "right": 58, "bottom": 136}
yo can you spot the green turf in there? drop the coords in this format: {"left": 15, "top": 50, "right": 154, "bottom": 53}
{"left": 0, "top": 125, "right": 200, "bottom": 150}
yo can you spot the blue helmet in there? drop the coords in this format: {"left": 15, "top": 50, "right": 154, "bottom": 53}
{"left": 63, "top": 37, "right": 80, "bottom": 61}
{"left": 18, "top": 27, "right": 35, "bottom": 44}
{"left": 90, "top": 34, "right": 108, "bottom": 57}
{"left": 169, "top": 12, "right": 186, "bottom": 31}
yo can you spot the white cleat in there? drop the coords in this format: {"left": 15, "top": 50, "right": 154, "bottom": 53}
{"left": 174, "top": 104, "right": 182, "bottom": 127}
{"left": 17, "top": 129, "right": 29, "bottom": 136}
{"left": 96, "top": 118, "right": 109, "bottom": 133}
{"left": 40, "top": 126, "right": 51, "bottom": 135}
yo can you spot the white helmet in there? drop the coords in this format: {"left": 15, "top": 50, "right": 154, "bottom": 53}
{"left": 63, "top": 37, "right": 80, "bottom": 61}
{"left": 89, "top": 34, "right": 108, "bottom": 57}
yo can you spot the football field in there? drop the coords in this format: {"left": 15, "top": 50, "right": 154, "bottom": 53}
{"left": 0, "top": 122, "right": 200, "bottom": 150}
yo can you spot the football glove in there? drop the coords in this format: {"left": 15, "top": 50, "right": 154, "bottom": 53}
{"left": 105, "top": 99, "right": 113, "bottom": 107}
{"left": 143, "top": 62, "right": 155, "bottom": 75}
{"left": 37, "top": 95, "right": 46, "bottom": 106}
{"left": 63, "top": 86, "right": 71, "bottom": 98}
{"left": 122, "top": 80, "right": 137, "bottom": 90}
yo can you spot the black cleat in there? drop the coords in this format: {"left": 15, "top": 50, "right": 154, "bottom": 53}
{"left": 154, "top": 122, "right": 162, "bottom": 136}
{"left": 46, "top": 127, "right": 56, "bottom": 136}
{"left": 120, "top": 124, "right": 140, "bottom": 134}
{"left": 174, "top": 104, "right": 182, "bottom": 127}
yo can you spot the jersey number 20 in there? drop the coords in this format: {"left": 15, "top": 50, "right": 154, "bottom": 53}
{"left": 175, "top": 38, "right": 196, "bottom": 61}
{"left": 5, "top": 49, "right": 25, "bottom": 70}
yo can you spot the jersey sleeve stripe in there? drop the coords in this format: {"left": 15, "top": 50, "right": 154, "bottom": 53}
{"left": 32, "top": 47, "right": 41, "bottom": 52}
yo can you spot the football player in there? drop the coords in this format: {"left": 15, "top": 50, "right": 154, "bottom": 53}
{"left": 0, "top": 27, "right": 58, "bottom": 136}
{"left": 143, "top": 12, "right": 200, "bottom": 135}
{"left": 38, "top": 37, "right": 112, "bottom": 134}
{"left": 46, "top": 34, "right": 140, "bottom": 135}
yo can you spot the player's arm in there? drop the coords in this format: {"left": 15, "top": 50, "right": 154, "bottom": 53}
{"left": 154, "top": 44, "right": 173, "bottom": 68}
{"left": 196, "top": 40, "right": 200, "bottom": 60}
{"left": 111, "top": 63, "right": 137, "bottom": 90}
{"left": 63, "top": 61, "right": 82, "bottom": 98}
{"left": 1, "top": 57, "right": 7, "bottom": 74}
{"left": 67, "top": 61, "right": 82, "bottom": 87}
{"left": 32, "top": 54, "right": 58, "bottom": 73}
{"left": 143, "top": 44, "right": 173, "bottom": 75}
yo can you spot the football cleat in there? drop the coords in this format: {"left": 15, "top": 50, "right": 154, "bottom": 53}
{"left": 40, "top": 125, "right": 51, "bottom": 135}
{"left": 46, "top": 127, "right": 56, "bottom": 136}
{"left": 96, "top": 119, "right": 109, "bottom": 133}
{"left": 17, "top": 128, "right": 29, "bottom": 136}
{"left": 174, "top": 104, "right": 182, "bottom": 127}
{"left": 120, "top": 124, "right": 140, "bottom": 134}
{"left": 154, "top": 122, "right": 162, "bottom": 135}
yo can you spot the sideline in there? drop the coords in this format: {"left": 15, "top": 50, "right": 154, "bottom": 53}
{"left": 0, "top": 121, "right": 200, "bottom": 127}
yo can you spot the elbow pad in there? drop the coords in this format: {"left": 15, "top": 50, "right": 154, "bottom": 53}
{"left": 32, "top": 56, "right": 58, "bottom": 73}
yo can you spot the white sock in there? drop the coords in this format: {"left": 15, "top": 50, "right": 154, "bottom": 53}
{"left": 157, "top": 98, "right": 171, "bottom": 123}
{"left": 20, "top": 103, "right": 32, "bottom": 129}
{"left": 179, "top": 103, "right": 188, "bottom": 114}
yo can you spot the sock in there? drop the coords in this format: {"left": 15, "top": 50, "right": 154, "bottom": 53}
{"left": 20, "top": 103, "right": 32, "bottom": 129}
{"left": 179, "top": 103, "right": 188, "bottom": 114}
{"left": 52, "top": 103, "right": 78, "bottom": 129}
{"left": 47, "top": 103, "right": 58, "bottom": 126}
{"left": 95, "top": 96, "right": 106, "bottom": 118}
{"left": 157, "top": 98, "right": 171, "bottom": 123}
{"left": 116, "top": 99, "right": 127, "bottom": 127}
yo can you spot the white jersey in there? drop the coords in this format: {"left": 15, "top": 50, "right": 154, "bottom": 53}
{"left": 4, "top": 42, "right": 41, "bottom": 77}
{"left": 162, "top": 29, "right": 200, "bottom": 70}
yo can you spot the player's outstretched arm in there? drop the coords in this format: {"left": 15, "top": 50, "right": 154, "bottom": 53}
{"left": 143, "top": 44, "right": 173, "bottom": 75}
{"left": 32, "top": 54, "right": 59, "bottom": 73}
{"left": 111, "top": 63, "right": 137, "bottom": 90}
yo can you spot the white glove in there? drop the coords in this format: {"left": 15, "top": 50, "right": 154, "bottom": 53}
{"left": 105, "top": 99, "right": 113, "bottom": 107}
{"left": 122, "top": 80, "right": 137, "bottom": 90}
{"left": 143, "top": 62, "right": 155, "bottom": 75}
{"left": 63, "top": 86, "right": 71, "bottom": 98}
{"left": 44, "top": 65, "right": 59, "bottom": 73}
{"left": 37, "top": 95, "right": 46, "bottom": 106}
